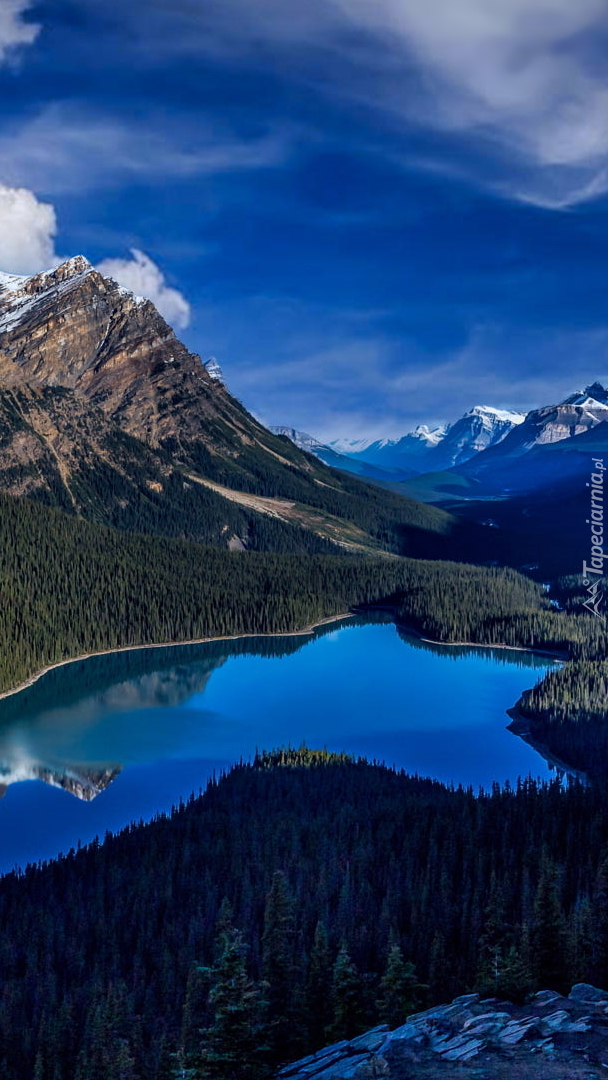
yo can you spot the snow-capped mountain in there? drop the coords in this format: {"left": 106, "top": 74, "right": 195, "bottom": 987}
{"left": 271, "top": 426, "right": 326, "bottom": 454}
{"left": 203, "top": 356, "right": 225, "bottom": 383}
{"left": 271, "top": 427, "right": 418, "bottom": 481}
{"left": 322, "top": 406, "right": 523, "bottom": 474}
{"left": 560, "top": 381, "right": 608, "bottom": 409}
{"left": 431, "top": 405, "right": 525, "bottom": 469}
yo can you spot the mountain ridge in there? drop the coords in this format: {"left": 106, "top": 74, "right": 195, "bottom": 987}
{"left": 0, "top": 257, "right": 472, "bottom": 559}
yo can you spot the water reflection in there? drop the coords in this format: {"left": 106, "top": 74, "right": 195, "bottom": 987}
{"left": 0, "top": 631, "right": 333, "bottom": 800}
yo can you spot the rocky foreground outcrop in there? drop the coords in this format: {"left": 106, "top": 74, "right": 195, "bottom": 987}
{"left": 276, "top": 985, "right": 608, "bottom": 1079}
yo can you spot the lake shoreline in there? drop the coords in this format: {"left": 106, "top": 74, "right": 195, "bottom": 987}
{"left": 0, "top": 612, "right": 353, "bottom": 705}
{"left": 357, "top": 605, "right": 568, "bottom": 662}
{"left": 0, "top": 606, "right": 565, "bottom": 708}
{"left": 506, "top": 700, "right": 588, "bottom": 783}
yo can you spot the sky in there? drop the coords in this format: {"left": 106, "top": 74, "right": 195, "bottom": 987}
{"left": 2, "top": 0, "right": 608, "bottom": 439}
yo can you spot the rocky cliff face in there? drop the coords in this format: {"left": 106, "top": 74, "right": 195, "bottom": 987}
{"left": 0, "top": 256, "right": 263, "bottom": 451}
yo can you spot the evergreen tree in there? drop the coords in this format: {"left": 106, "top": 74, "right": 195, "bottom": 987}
{"left": 326, "top": 944, "right": 364, "bottom": 1042}
{"left": 262, "top": 871, "right": 301, "bottom": 1062}
{"left": 196, "top": 919, "right": 266, "bottom": 1080}
{"left": 531, "top": 862, "right": 568, "bottom": 992}
{"left": 305, "top": 921, "right": 332, "bottom": 1046}
{"left": 590, "top": 856, "right": 608, "bottom": 987}
{"left": 376, "top": 942, "right": 425, "bottom": 1028}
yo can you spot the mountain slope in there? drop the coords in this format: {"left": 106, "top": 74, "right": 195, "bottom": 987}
{"left": 0, "top": 258, "right": 478, "bottom": 559}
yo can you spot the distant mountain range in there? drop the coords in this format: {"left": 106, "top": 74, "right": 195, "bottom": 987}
{"left": 275, "top": 405, "right": 526, "bottom": 478}
{"left": 277, "top": 384, "right": 608, "bottom": 493}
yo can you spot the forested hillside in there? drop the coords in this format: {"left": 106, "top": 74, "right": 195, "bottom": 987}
{"left": 1, "top": 751, "right": 606, "bottom": 1079}
{"left": 0, "top": 492, "right": 605, "bottom": 779}
{"left": 0, "top": 493, "right": 543, "bottom": 695}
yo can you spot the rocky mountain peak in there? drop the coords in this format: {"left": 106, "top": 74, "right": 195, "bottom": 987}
{"left": 203, "top": 356, "right": 225, "bottom": 383}
{"left": 0, "top": 256, "right": 253, "bottom": 449}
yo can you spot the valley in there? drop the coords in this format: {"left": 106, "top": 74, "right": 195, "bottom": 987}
{"left": 0, "top": 256, "right": 606, "bottom": 1079}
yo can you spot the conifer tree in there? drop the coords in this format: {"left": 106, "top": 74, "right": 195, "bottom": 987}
{"left": 262, "top": 871, "right": 301, "bottom": 1062}
{"left": 376, "top": 942, "right": 425, "bottom": 1028}
{"left": 305, "top": 921, "right": 332, "bottom": 1046}
{"left": 326, "top": 943, "right": 364, "bottom": 1041}
{"left": 531, "top": 861, "right": 568, "bottom": 992}
{"left": 196, "top": 918, "right": 266, "bottom": 1080}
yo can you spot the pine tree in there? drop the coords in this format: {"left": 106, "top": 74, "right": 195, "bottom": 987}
{"left": 476, "top": 881, "right": 510, "bottom": 997}
{"left": 376, "top": 943, "right": 425, "bottom": 1028}
{"left": 262, "top": 871, "right": 301, "bottom": 1062}
{"left": 305, "top": 921, "right": 332, "bottom": 1046}
{"left": 531, "top": 861, "right": 568, "bottom": 992}
{"left": 326, "top": 943, "right": 364, "bottom": 1041}
{"left": 196, "top": 919, "right": 267, "bottom": 1080}
{"left": 590, "top": 855, "right": 608, "bottom": 987}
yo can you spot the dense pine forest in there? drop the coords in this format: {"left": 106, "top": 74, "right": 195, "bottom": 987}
{"left": 1, "top": 491, "right": 607, "bottom": 777}
{"left": 1, "top": 750, "right": 607, "bottom": 1079}
{"left": 0, "top": 492, "right": 549, "bottom": 695}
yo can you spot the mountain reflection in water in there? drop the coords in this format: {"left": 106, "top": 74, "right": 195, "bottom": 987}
{"left": 0, "top": 633, "right": 312, "bottom": 801}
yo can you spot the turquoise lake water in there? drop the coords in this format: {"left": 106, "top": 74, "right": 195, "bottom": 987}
{"left": 0, "top": 617, "right": 560, "bottom": 874}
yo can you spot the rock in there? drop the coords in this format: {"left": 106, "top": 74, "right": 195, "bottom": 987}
{"left": 533, "top": 989, "right": 563, "bottom": 1005}
{"left": 406, "top": 1001, "right": 474, "bottom": 1026}
{"left": 462, "top": 1011, "right": 512, "bottom": 1035}
{"left": 348, "top": 1028, "right": 389, "bottom": 1053}
{"left": 383, "top": 1022, "right": 428, "bottom": 1051}
{"left": 292, "top": 1052, "right": 350, "bottom": 1078}
{"left": 278, "top": 1045, "right": 351, "bottom": 1079}
{"left": 498, "top": 1018, "right": 540, "bottom": 1045}
{"left": 452, "top": 993, "right": 480, "bottom": 1006}
{"left": 538, "top": 1010, "right": 583, "bottom": 1035}
{"left": 433, "top": 1034, "right": 485, "bottom": 1061}
{"left": 569, "top": 984, "right": 608, "bottom": 1004}
{"left": 311, "top": 1055, "right": 373, "bottom": 1080}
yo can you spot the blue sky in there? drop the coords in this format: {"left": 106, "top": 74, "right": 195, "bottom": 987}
{"left": 2, "top": 0, "right": 608, "bottom": 438}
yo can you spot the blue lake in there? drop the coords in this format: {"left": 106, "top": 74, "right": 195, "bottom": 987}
{"left": 0, "top": 617, "right": 560, "bottom": 875}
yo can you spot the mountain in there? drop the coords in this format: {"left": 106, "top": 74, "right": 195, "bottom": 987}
{"left": 430, "top": 405, "right": 525, "bottom": 468}
{"left": 270, "top": 426, "right": 418, "bottom": 481}
{"left": 203, "top": 356, "right": 225, "bottom": 382}
{"left": 324, "top": 406, "right": 523, "bottom": 475}
{"left": 329, "top": 425, "right": 447, "bottom": 472}
{"left": 0, "top": 257, "right": 470, "bottom": 558}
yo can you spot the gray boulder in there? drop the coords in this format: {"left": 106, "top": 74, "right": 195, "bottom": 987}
{"left": 569, "top": 983, "right": 608, "bottom": 1003}
{"left": 310, "top": 1054, "right": 371, "bottom": 1080}
{"left": 538, "top": 1010, "right": 591, "bottom": 1036}
{"left": 498, "top": 1018, "right": 540, "bottom": 1045}
{"left": 348, "top": 1028, "right": 389, "bottom": 1054}
{"left": 462, "top": 1011, "right": 511, "bottom": 1035}
{"left": 533, "top": 990, "right": 563, "bottom": 1006}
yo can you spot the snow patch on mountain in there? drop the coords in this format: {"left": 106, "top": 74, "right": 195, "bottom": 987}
{"left": 203, "top": 357, "right": 225, "bottom": 383}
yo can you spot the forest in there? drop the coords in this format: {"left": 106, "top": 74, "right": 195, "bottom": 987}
{"left": 0, "top": 492, "right": 549, "bottom": 694}
{"left": 1, "top": 750, "right": 607, "bottom": 1079}
{"left": 0, "top": 491, "right": 606, "bottom": 778}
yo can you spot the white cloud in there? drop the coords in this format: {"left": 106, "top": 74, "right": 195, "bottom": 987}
{"left": 0, "top": 0, "right": 39, "bottom": 62}
{"left": 0, "top": 183, "right": 58, "bottom": 273}
{"left": 333, "top": 0, "right": 608, "bottom": 205}
{"left": 96, "top": 249, "right": 191, "bottom": 328}
{"left": 0, "top": 186, "right": 192, "bottom": 330}
{"left": 0, "top": 104, "right": 291, "bottom": 195}
{"left": 118, "top": 0, "right": 608, "bottom": 208}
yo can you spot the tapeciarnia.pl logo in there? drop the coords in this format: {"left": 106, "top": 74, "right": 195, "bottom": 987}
{"left": 582, "top": 457, "right": 606, "bottom": 620}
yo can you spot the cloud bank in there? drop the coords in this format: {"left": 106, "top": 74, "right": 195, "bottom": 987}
{"left": 97, "top": 249, "right": 191, "bottom": 328}
{"left": 113, "top": 0, "right": 608, "bottom": 208}
{"left": 0, "top": 0, "right": 39, "bottom": 63}
{"left": 0, "top": 104, "right": 291, "bottom": 196}
{"left": 0, "top": 183, "right": 58, "bottom": 274}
